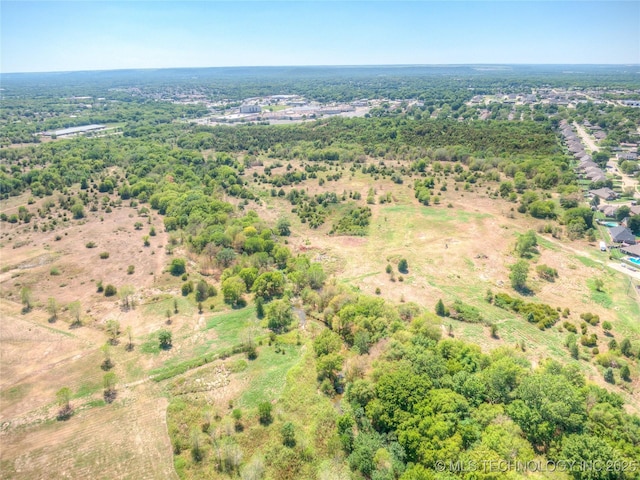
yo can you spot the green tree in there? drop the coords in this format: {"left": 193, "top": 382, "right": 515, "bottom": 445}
{"left": 68, "top": 300, "right": 82, "bottom": 327}
{"left": 20, "top": 286, "right": 33, "bottom": 312}
{"left": 398, "top": 258, "right": 409, "bottom": 274}
{"left": 615, "top": 205, "right": 631, "bottom": 222}
{"left": 125, "top": 325, "right": 134, "bottom": 351}
{"left": 47, "top": 297, "right": 58, "bottom": 322}
{"left": 509, "top": 260, "right": 529, "bottom": 291}
{"left": 56, "top": 386, "right": 73, "bottom": 420}
{"left": 313, "top": 329, "right": 342, "bottom": 357}
{"left": 159, "top": 329, "right": 172, "bottom": 349}
{"left": 119, "top": 285, "right": 135, "bottom": 309}
{"left": 106, "top": 319, "right": 120, "bottom": 345}
{"left": 620, "top": 364, "right": 631, "bottom": 382}
{"left": 100, "top": 343, "right": 113, "bottom": 370}
{"left": 258, "top": 401, "right": 273, "bottom": 425}
{"left": 508, "top": 373, "right": 585, "bottom": 451}
{"left": 620, "top": 338, "right": 633, "bottom": 357}
{"left": 627, "top": 215, "right": 640, "bottom": 235}
{"left": 104, "top": 284, "right": 117, "bottom": 297}
{"left": 70, "top": 203, "right": 85, "bottom": 219}
{"left": 169, "top": 258, "right": 186, "bottom": 276}
{"left": 216, "top": 248, "right": 236, "bottom": 267}
{"left": 490, "top": 324, "right": 499, "bottom": 339}
{"left": 559, "top": 434, "right": 619, "bottom": 480}
{"left": 435, "top": 298, "right": 446, "bottom": 317}
{"left": 195, "top": 280, "right": 210, "bottom": 301}
{"left": 103, "top": 372, "right": 117, "bottom": 403}
{"left": 276, "top": 217, "right": 291, "bottom": 236}
{"left": 252, "top": 271, "right": 285, "bottom": 300}
{"left": 255, "top": 296, "right": 265, "bottom": 319}
{"left": 190, "top": 428, "right": 203, "bottom": 462}
{"left": 604, "top": 367, "right": 615, "bottom": 384}
{"left": 281, "top": 422, "right": 296, "bottom": 447}
{"left": 593, "top": 278, "right": 604, "bottom": 292}
{"left": 266, "top": 299, "right": 294, "bottom": 333}
{"left": 515, "top": 230, "right": 537, "bottom": 258}
{"left": 307, "top": 263, "right": 326, "bottom": 289}
{"left": 221, "top": 276, "right": 246, "bottom": 306}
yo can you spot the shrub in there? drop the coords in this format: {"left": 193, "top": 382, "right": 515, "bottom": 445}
{"left": 398, "top": 258, "right": 408, "bottom": 274}
{"left": 104, "top": 284, "right": 117, "bottom": 297}
{"left": 50, "top": 267, "right": 61, "bottom": 276}
{"left": 181, "top": 281, "right": 194, "bottom": 296}
{"left": 158, "top": 330, "right": 172, "bottom": 349}
{"left": 127, "top": 265, "right": 135, "bottom": 275}
{"left": 258, "top": 402, "right": 273, "bottom": 425}
{"left": 604, "top": 367, "right": 615, "bottom": 384}
{"left": 620, "top": 365, "right": 631, "bottom": 382}
{"left": 493, "top": 292, "right": 559, "bottom": 329}
{"left": 536, "top": 264, "right": 558, "bottom": 281}
{"left": 450, "top": 300, "right": 483, "bottom": 323}
{"left": 86, "top": 241, "right": 97, "bottom": 248}
{"left": 99, "top": 251, "right": 110, "bottom": 259}
{"left": 580, "top": 312, "right": 600, "bottom": 326}
{"left": 169, "top": 258, "right": 186, "bottom": 276}
{"left": 490, "top": 324, "right": 499, "bottom": 339}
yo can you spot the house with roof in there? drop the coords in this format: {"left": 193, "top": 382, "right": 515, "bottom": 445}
{"left": 617, "top": 152, "right": 638, "bottom": 161}
{"left": 586, "top": 171, "right": 607, "bottom": 183}
{"left": 609, "top": 226, "right": 636, "bottom": 244}
{"left": 621, "top": 244, "right": 640, "bottom": 257}
{"left": 599, "top": 204, "right": 619, "bottom": 218}
{"left": 579, "top": 161, "right": 598, "bottom": 170}
{"left": 589, "top": 187, "right": 617, "bottom": 200}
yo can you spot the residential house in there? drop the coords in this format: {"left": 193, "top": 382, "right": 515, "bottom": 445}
{"left": 621, "top": 244, "right": 640, "bottom": 257}
{"left": 599, "top": 205, "right": 619, "bottom": 218}
{"left": 617, "top": 152, "right": 638, "bottom": 161}
{"left": 609, "top": 226, "right": 637, "bottom": 244}
{"left": 589, "top": 188, "right": 618, "bottom": 200}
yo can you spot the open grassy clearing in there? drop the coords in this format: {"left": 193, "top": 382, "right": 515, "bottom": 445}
{"left": 247, "top": 161, "right": 640, "bottom": 400}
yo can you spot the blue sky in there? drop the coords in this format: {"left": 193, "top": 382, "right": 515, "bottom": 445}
{"left": 1, "top": 1, "right": 638, "bottom": 73}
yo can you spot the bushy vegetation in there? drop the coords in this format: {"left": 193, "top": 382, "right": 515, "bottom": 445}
{"left": 330, "top": 206, "right": 371, "bottom": 235}
{"left": 493, "top": 293, "right": 560, "bottom": 329}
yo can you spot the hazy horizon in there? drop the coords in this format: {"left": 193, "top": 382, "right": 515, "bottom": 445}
{"left": 2, "top": 1, "right": 638, "bottom": 74}
{"left": 2, "top": 63, "right": 640, "bottom": 77}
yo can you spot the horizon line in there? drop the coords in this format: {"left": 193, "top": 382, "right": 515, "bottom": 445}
{"left": 2, "top": 63, "right": 640, "bottom": 76}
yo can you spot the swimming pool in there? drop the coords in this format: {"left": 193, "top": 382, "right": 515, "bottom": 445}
{"left": 603, "top": 222, "right": 619, "bottom": 227}
{"left": 628, "top": 257, "right": 640, "bottom": 266}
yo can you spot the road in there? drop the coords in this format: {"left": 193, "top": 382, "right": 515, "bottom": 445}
{"left": 573, "top": 122, "right": 599, "bottom": 153}
{"left": 574, "top": 121, "right": 639, "bottom": 198}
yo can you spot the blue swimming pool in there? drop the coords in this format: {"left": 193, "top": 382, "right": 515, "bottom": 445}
{"left": 628, "top": 257, "right": 640, "bottom": 266}
{"left": 603, "top": 222, "right": 619, "bottom": 227}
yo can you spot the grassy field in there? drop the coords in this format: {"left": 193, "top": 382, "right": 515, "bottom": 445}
{"left": 2, "top": 156, "right": 639, "bottom": 479}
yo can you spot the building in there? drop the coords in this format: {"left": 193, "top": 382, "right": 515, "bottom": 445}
{"left": 609, "top": 226, "right": 637, "bottom": 244}
{"left": 617, "top": 152, "right": 638, "bottom": 161}
{"left": 43, "top": 124, "right": 106, "bottom": 137}
{"left": 589, "top": 188, "right": 618, "bottom": 201}
{"left": 239, "top": 105, "right": 261, "bottom": 114}
{"left": 599, "top": 205, "right": 619, "bottom": 218}
{"left": 621, "top": 244, "right": 640, "bottom": 257}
